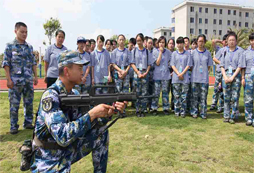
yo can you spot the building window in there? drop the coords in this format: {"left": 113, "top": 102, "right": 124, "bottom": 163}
{"left": 220, "top": 9, "right": 223, "bottom": 14}
{"left": 199, "top": 18, "right": 202, "bottom": 24}
{"left": 228, "top": 20, "right": 231, "bottom": 26}
{"left": 228, "top": 10, "right": 231, "bottom": 15}
{"left": 213, "top": 19, "right": 217, "bottom": 24}
{"left": 239, "top": 12, "right": 242, "bottom": 17}
{"left": 219, "top": 20, "right": 222, "bottom": 25}
{"left": 190, "top": 17, "right": 194, "bottom": 23}
{"left": 164, "top": 32, "right": 167, "bottom": 36}
{"left": 219, "top": 30, "right": 222, "bottom": 36}
{"left": 239, "top": 22, "right": 241, "bottom": 27}
{"left": 199, "top": 29, "right": 202, "bottom": 34}
{"left": 190, "top": 28, "right": 194, "bottom": 34}
{"left": 213, "top": 30, "right": 216, "bottom": 35}
{"left": 205, "top": 8, "right": 208, "bottom": 13}
{"left": 214, "top": 8, "right": 217, "bottom": 14}
{"left": 246, "top": 12, "right": 249, "bottom": 17}
{"left": 172, "top": 27, "right": 175, "bottom": 32}
{"left": 172, "top": 18, "right": 175, "bottom": 23}
{"left": 190, "top": 6, "right": 194, "bottom": 12}
{"left": 233, "top": 10, "right": 236, "bottom": 15}
{"left": 205, "top": 29, "right": 208, "bottom": 35}
{"left": 205, "top": 19, "right": 208, "bottom": 24}
{"left": 199, "top": 7, "right": 202, "bottom": 13}
{"left": 245, "top": 22, "right": 249, "bottom": 27}
{"left": 233, "top": 21, "right": 236, "bottom": 26}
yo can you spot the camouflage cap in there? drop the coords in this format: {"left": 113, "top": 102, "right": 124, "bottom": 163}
{"left": 58, "top": 50, "right": 89, "bottom": 68}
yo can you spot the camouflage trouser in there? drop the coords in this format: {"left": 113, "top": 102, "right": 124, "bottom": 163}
{"left": 95, "top": 83, "right": 108, "bottom": 95}
{"left": 244, "top": 74, "right": 254, "bottom": 121}
{"left": 172, "top": 83, "right": 189, "bottom": 116}
{"left": 190, "top": 83, "right": 209, "bottom": 117}
{"left": 8, "top": 82, "right": 34, "bottom": 130}
{"left": 186, "top": 71, "right": 192, "bottom": 113}
{"left": 222, "top": 72, "right": 241, "bottom": 119}
{"left": 151, "top": 80, "right": 170, "bottom": 111}
{"left": 74, "top": 84, "right": 91, "bottom": 94}
{"left": 147, "top": 78, "right": 154, "bottom": 109}
{"left": 211, "top": 71, "right": 224, "bottom": 111}
{"left": 115, "top": 75, "right": 130, "bottom": 94}
{"left": 135, "top": 72, "right": 148, "bottom": 112}
{"left": 31, "top": 128, "right": 109, "bottom": 173}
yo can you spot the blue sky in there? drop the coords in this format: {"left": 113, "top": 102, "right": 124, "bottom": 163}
{"left": 0, "top": 0, "right": 253, "bottom": 54}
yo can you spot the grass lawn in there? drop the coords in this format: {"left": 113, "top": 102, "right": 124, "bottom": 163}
{"left": 0, "top": 89, "right": 254, "bottom": 173}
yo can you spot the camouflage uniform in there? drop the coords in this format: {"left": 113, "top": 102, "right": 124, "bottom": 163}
{"left": 244, "top": 74, "right": 254, "bottom": 121}
{"left": 31, "top": 51, "right": 108, "bottom": 173}
{"left": 173, "top": 84, "right": 189, "bottom": 116}
{"left": 1, "top": 39, "right": 36, "bottom": 130}
{"left": 151, "top": 80, "right": 169, "bottom": 111}
{"left": 114, "top": 72, "right": 130, "bottom": 94}
{"left": 211, "top": 71, "right": 224, "bottom": 111}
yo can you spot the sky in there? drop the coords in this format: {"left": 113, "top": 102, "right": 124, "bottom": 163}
{"left": 0, "top": 0, "right": 253, "bottom": 54}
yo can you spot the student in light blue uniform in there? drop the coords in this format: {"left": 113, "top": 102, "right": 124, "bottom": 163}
{"left": 130, "top": 33, "right": 153, "bottom": 117}
{"left": 128, "top": 38, "right": 136, "bottom": 108}
{"left": 44, "top": 30, "right": 67, "bottom": 88}
{"left": 150, "top": 36, "right": 171, "bottom": 115}
{"left": 242, "top": 33, "right": 254, "bottom": 126}
{"left": 91, "top": 35, "right": 112, "bottom": 94}
{"left": 74, "top": 36, "right": 91, "bottom": 94}
{"left": 190, "top": 34, "right": 213, "bottom": 119}
{"left": 210, "top": 34, "right": 228, "bottom": 113}
{"left": 220, "top": 31, "right": 245, "bottom": 124}
{"left": 171, "top": 37, "right": 192, "bottom": 118}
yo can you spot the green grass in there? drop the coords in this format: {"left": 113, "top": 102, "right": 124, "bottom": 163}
{"left": 1, "top": 89, "right": 254, "bottom": 173}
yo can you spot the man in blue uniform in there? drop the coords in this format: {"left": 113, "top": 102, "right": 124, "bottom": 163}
{"left": 31, "top": 50, "right": 125, "bottom": 173}
{"left": 2, "top": 22, "right": 38, "bottom": 134}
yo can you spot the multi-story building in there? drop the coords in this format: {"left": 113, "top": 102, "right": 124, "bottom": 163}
{"left": 171, "top": 0, "right": 254, "bottom": 40}
{"left": 153, "top": 27, "right": 172, "bottom": 41}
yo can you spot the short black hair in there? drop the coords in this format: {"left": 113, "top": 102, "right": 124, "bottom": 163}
{"left": 183, "top": 37, "right": 190, "bottom": 41}
{"left": 158, "top": 36, "right": 167, "bottom": 46}
{"left": 223, "top": 34, "right": 229, "bottom": 41}
{"left": 129, "top": 38, "right": 136, "bottom": 45}
{"left": 105, "top": 39, "right": 112, "bottom": 46}
{"left": 136, "top": 33, "right": 145, "bottom": 42}
{"left": 191, "top": 38, "right": 197, "bottom": 45}
{"left": 168, "top": 38, "right": 175, "bottom": 46}
{"left": 117, "top": 34, "right": 126, "bottom": 40}
{"left": 90, "top": 39, "right": 96, "bottom": 44}
{"left": 59, "top": 64, "right": 73, "bottom": 76}
{"left": 197, "top": 34, "right": 207, "bottom": 43}
{"left": 15, "top": 22, "right": 27, "bottom": 29}
{"left": 176, "top": 37, "right": 184, "bottom": 44}
{"left": 147, "top": 37, "right": 153, "bottom": 42}
{"left": 112, "top": 40, "right": 117, "bottom": 44}
{"left": 85, "top": 39, "right": 91, "bottom": 44}
{"left": 97, "top": 35, "right": 105, "bottom": 42}
{"left": 55, "top": 30, "right": 65, "bottom": 37}
{"left": 227, "top": 31, "right": 237, "bottom": 40}
{"left": 145, "top": 36, "right": 149, "bottom": 42}
{"left": 153, "top": 38, "right": 158, "bottom": 46}
{"left": 249, "top": 33, "right": 254, "bottom": 40}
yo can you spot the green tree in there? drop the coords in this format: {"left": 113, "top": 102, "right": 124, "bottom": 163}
{"left": 43, "top": 17, "right": 61, "bottom": 45}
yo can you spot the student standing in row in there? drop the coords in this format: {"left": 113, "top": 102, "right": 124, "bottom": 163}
{"left": 191, "top": 34, "right": 213, "bottom": 119}
{"left": 171, "top": 37, "right": 192, "bottom": 117}
{"left": 128, "top": 38, "right": 136, "bottom": 108}
{"left": 44, "top": 30, "right": 67, "bottom": 87}
{"left": 147, "top": 37, "right": 154, "bottom": 112}
{"left": 167, "top": 38, "right": 175, "bottom": 112}
{"left": 220, "top": 32, "right": 245, "bottom": 124}
{"left": 242, "top": 33, "right": 254, "bottom": 126}
{"left": 105, "top": 39, "right": 112, "bottom": 52}
{"left": 91, "top": 35, "right": 111, "bottom": 94}
{"left": 90, "top": 39, "right": 96, "bottom": 52}
{"left": 151, "top": 36, "right": 171, "bottom": 115}
{"left": 130, "top": 33, "right": 153, "bottom": 117}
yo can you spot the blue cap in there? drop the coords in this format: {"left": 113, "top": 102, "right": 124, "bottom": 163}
{"left": 58, "top": 50, "right": 89, "bottom": 68}
{"left": 77, "top": 36, "right": 86, "bottom": 43}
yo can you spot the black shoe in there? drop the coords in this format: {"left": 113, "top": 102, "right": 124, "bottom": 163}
{"left": 144, "top": 110, "right": 148, "bottom": 113}
{"left": 210, "top": 106, "right": 216, "bottom": 111}
{"left": 151, "top": 110, "right": 158, "bottom": 116}
{"left": 136, "top": 112, "right": 140, "bottom": 117}
{"left": 223, "top": 118, "right": 229, "bottom": 123}
{"left": 163, "top": 110, "right": 170, "bottom": 115}
{"left": 140, "top": 112, "right": 145, "bottom": 117}
{"left": 181, "top": 114, "right": 186, "bottom": 118}
{"left": 24, "top": 124, "right": 34, "bottom": 129}
{"left": 10, "top": 129, "right": 18, "bottom": 134}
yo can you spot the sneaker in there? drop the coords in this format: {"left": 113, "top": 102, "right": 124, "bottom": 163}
{"left": 151, "top": 110, "right": 158, "bottom": 116}
{"left": 201, "top": 116, "right": 207, "bottom": 119}
{"left": 216, "top": 109, "right": 223, "bottom": 113}
{"left": 144, "top": 110, "right": 148, "bottom": 113}
{"left": 223, "top": 118, "right": 229, "bottom": 123}
{"left": 229, "top": 119, "right": 235, "bottom": 124}
{"left": 210, "top": 106, "right": 216, "bottom": 111}
{"left": 140, "top": 112, "right": 145, "bottom": 117}
{"left": 181, "top": 114, "right": 186, "bottom": 118}
{"left": 192, "top": 115, "right": 198, "bottom": 119}
{"left": 24, "top": 124, "right": 34, "bottom": 129}
{"left": 163, "top": 110, "right": 170, "bottom": 115}
{"left": 10, "top": 129, "right": 18, "bottom": 134}
{"left": 136, "top": 112, "right": 140, "bottom": 117}
{"left": 175, "top": 113, "right": 180, "bottom": 117}
{"left": 246, "top": 119, "right": 252, "bottom": 126}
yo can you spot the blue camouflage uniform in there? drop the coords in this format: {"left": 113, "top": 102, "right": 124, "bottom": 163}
{"left": 2, "top": 38, "right": 37, "bottom": 130}
{"left": 211, "top": 47, "right": 226, "bottom": 111}
{"left": 220, "top": 47, "right": 245, "bottom": 120}
{"left": 31, "top": 51, "right": 109, "bottom": 173}
{"left": 170, "top": 50, "right": 193, "bottom": 116}
{"left": 151, "top": 49, "right": 172, "bottom": 111}
{"left": 130, "top": 47, "right": 153, "bottom": 114}
{"left": 190, "top": 49, "right": 213, "bottom": 118}
{"left": 243, "top": 48, "right": 254, "bottom": 123}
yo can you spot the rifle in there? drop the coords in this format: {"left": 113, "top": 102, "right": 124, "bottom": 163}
{"left": 59, "top": 85, "right": 155, "bottom": 136}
